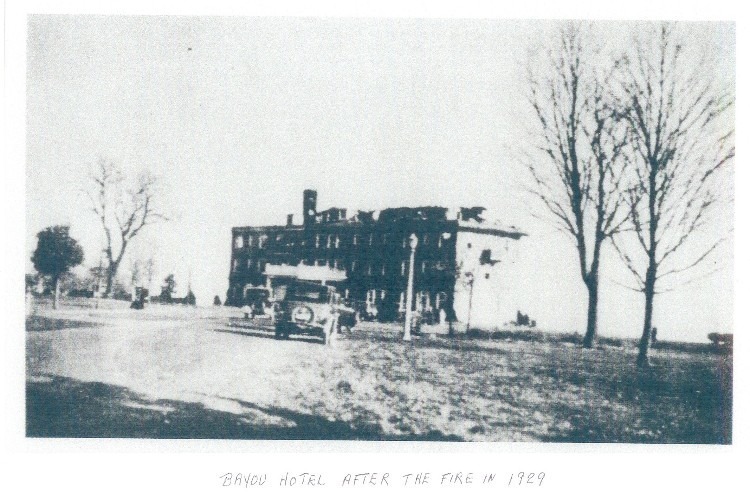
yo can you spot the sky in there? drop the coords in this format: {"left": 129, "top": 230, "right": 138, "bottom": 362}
{"left": 25, "top": 16, "right": 735, "bottom": 342}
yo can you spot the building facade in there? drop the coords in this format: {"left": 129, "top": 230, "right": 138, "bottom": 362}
{"left": 228, "top": 190, "right": 525, "bottom": 326}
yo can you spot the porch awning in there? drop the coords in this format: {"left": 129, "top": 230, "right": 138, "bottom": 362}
{"left": 264, "top": 263, "right": 347, "bottom": 282}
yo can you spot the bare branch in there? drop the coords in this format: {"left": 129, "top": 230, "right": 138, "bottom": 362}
{"left": 614, "top": 22, "right": 733, "bottom": 362}
{"left": 524, "top": 22, "right": 633, "bottom": 344}
{"left": 86, "top": 159, "right": 168, "bottom": 297}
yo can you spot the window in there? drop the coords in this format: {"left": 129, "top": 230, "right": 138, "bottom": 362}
{"left": 367, "top": 263, "right": 372, "bottom": 276}
{"left": 380, "top": 264, "right": 386, "bottom": 276}
{"left": 421, "top": 261, "right": 427, "bottom": 273}
{"left": 382, "top": 233, "right": 388, "bottom": 244}
{"left": 435, "top": 292, "right": 444, "bottom": 310}
{"left": 271, "top": 285, "right": 287, "bottom": 302}
{"left": 248, "top": 235, "right": 254, "bottom": 247}
{"left": 423, "top": 234, "right": 429, "bottom": 246}
{"left": 399, "top": 292, "right": 406, "bottom": 312}
{"left": 351, "top": 260, "right": 357, "bottom": 272}
{"left": 247, "top": 259, "right": 252, "bottom": 269}
{"left": 232, "top": 259, "right": 238, "bottom": 271}
{"left": 344, "top": 289, "right": 350, "bottom": 299}
{"left": 258, "top": 235, "right": 268, "bottom": 248}
{"left": 402, "top": 237, "right": 407, "bottom": 248}
{"left": 235, "top": 236, "right": 243, "bottom": 249}
{"left": 401, "top": 261, "right": 406, "bottom": 276}
{"left": 289, "top": 282, "right": 328, "bottom": 303}
{"left": 257, "top": 260, "right": 263, "bottom": 272}
{"left": 415, "top": 291, "right": 431, "bottom": 312}
{"left": 353, "top": 234, "right": 358, "bottom": 246}
{"left": 369, "top": 234, "right": 373, "bottom": 246}
{"left": 480, "top": 249, "right": 493, "bottom": 265}
{"left": 380, "top": 290, "right": 386, "bottom": 300}
{"left": 439, "top": 232, "right": 450, "bottom": 248}
{"left": 327, "top": 235, "right": 332, "bottom": 249}
{"left": 335, "top": 235, "right": 340, "bottom": 249}
{"left": 422, "top": 292, "right": 431, "bottom": 312}
{"left": 315, "top": 235, "right": 321, "bottom": 248}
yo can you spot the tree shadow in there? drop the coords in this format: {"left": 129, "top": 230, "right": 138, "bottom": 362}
{"left": 26, "top": 375, "right": 461, "bottom": 441}
{"left": 537, "top": 360, "right": 732, "bottom": 444}
{"left": 214, "top": 325, "right": 327, "bottom": 345}
{"left": 26, "top": 315, "right": 98, "bottom": 332}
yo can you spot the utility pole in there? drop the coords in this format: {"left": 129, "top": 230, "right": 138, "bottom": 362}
{"left": 403, "top": 233, "right": 419, "bottom": 341}
{"left": 466, "top": 272, "right": 475, "bottom": 333}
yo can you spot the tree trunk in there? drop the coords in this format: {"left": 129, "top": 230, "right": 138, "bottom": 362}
{"left": 53, "top": 276, "right": 60, "bottom": 310}
{"left": 105, "top": 262, "right": 119, "bottom": 297}
{"left": 637, "top": 272, "right": 656, "bottom": 367}
{"left": 638, "top": 159, "right": 659, "bottom": 367}
{"left": 582, "top": 278, "right": 598, "bottom": 348}
{"left": 105, "top": 269, "right": 113, "bottom": 297}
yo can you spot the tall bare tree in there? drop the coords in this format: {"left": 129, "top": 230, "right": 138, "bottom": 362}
{"left": 130, "top": 258, "right": 143, "bottom": 288}
{"left": 526, "top": 24, "right": 629, "bottom": 348}
{"left": 613, "top": 23, "right": 734, "bottom": 366}
{"left": 87, "top": 159, "right": 167, "bottom": 297}
{"left": 143, "top": 256, "right": 156, "bottom": 292}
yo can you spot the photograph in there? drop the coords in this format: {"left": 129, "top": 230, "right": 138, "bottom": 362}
{"left": 23, "top": 14, "right": 734, "bottom": 445}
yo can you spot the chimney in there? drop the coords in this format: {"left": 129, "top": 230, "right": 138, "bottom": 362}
{"left": 303, "top": 189, "right": 317, "bottom": 226}
{"left": 286, "top": 214, "right": 294, "bottom": 227}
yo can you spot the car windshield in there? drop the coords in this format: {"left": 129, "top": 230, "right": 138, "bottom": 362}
{"left": 289, "top": 283, "right": 328, "bottom": 303}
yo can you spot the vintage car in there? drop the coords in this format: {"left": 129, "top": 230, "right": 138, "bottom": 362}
{"left": 274, "top": 281, "right": 356, "bottom": 344}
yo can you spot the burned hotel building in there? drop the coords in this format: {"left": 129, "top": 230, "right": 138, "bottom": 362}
{"left": 228, "top": 190, "right": 525, "bottom": 327}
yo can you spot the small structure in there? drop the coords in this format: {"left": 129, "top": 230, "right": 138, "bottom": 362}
{"left": 708, "top": 333, "right": 733, "bottom": 351}
{"left": 264, "top": 263, "right": 347, "bottom": 302}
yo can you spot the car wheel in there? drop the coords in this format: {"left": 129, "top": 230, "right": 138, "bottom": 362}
{"left": 275, "top": 324, "right": 286, "bottom": 340}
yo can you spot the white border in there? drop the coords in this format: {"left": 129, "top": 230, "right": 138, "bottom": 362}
{"left": 3, "top": 1, "right": 746, "bottom": 495}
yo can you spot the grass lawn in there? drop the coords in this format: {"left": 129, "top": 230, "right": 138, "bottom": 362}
{"left": 26, "top": 305, "right": 731, "bottom": 443}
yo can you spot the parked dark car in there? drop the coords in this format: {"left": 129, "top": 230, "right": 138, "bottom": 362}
{"left": 274, "top": 281, "right": 356, "bottom": 344}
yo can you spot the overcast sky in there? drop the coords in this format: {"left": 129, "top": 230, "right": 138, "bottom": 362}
{"left": 25, "top": 16, "right": 735, "bottom": 342}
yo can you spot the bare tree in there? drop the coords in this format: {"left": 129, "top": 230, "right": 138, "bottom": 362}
{"left": 613, "top": 23, "right": 734, "bottom": 366}
{"left": 130, "top": 258, "right": 142, "bottom": 288}
{"left": 143, "top": 256, "right": 156, "bottom": 292}
{"left": 87, "top": 159, "right": 167, "bottom": 297}
{"left": 130, "top": 254, "right": 157, "bottom": 299}
{"left": 525, "top": 24, "right": 629, "bottom": 348}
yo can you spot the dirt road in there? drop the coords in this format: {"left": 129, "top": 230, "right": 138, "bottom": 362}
{"left": 26, "top": 305, "right": 732, "bottom": 442}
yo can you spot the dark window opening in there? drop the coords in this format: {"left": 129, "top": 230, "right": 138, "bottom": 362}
{"left": 480, "top": 249, "right": 493, "bottom": 265}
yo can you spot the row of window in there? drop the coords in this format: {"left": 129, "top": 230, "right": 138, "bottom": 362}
{"left": 232, "top": 256, "right": 451, "bottom": 276}
{"left": 365, "top": 289, "right": 447, "bottom": 313}
{"left": 234, "top": 231, "right": 453, "bottom": 250}
{"left": 315, "top": 232, "right": 451, "bottom": 249}
{"left": 234, "top": 234, "right": 269, "bottom": 249}
{"left": 232, "top": 258, "right": 266, "bottom": 272}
